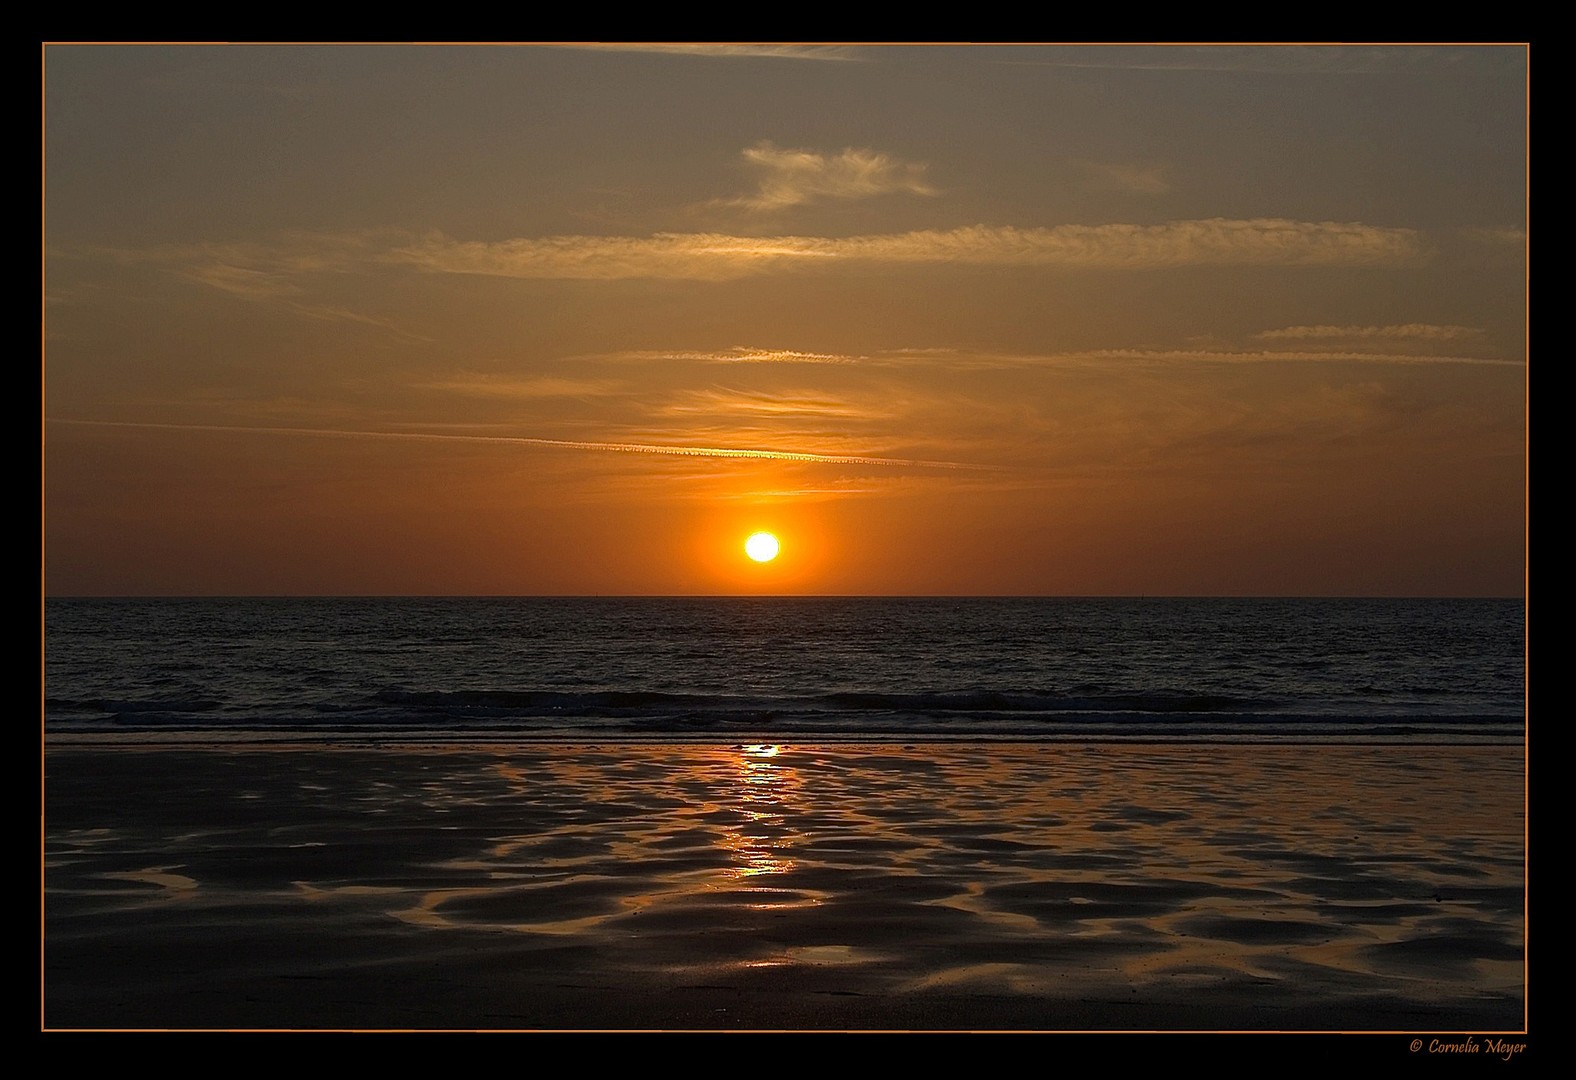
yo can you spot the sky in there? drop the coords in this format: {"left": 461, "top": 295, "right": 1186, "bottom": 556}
{"left": 42, "top": 44, "right": 1528, "bottom": 596}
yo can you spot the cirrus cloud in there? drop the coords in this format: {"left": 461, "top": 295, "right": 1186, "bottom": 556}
{"left": 553, "top": 44, "right": 861, "bottom": 62}
{"left": 382, "top": 218, "right": 1427, "bottom": 280}
{"left": 46, "top": 418, "right": 990, "bottom": 471}
{"left": 94, "top": 218, "right": 1432, "bottom": 295}
{"left": 1254, "top": 323, "right": 1487, "bottom": 342}
{"left": 1079, "top": 161, "right": 1171, "bottom": 196}
{"left": 722, "top": 141, "right": 939, "bottom": 211}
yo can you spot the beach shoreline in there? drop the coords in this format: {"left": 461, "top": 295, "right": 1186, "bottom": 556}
{"left": 43, "top": 741, "right": 1525, "bottom": 1032}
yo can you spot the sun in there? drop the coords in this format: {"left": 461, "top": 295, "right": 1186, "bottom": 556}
{"left": 744, "top": 532, "right": 780, "bottom": 563}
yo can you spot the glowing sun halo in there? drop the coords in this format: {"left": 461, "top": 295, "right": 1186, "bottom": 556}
{"left": 745, "top": 532, "right": 780, "bottom": 562}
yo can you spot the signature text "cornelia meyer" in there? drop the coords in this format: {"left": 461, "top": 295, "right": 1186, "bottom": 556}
{"left": 1428, "top": 1036, "right": 1526, "bottom": 1061}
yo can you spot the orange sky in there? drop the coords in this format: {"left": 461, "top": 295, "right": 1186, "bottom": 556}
{"left": 43, "top": 44, "right": 1527, "bottom": 595}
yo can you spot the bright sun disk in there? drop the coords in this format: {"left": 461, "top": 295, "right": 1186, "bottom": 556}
{"left": 745, "top": 532, "right": 780, "bottom": 562}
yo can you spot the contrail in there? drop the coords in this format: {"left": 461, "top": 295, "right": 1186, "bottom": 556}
{"left": 45, "top": 418, "right": 993, "bottom": 471}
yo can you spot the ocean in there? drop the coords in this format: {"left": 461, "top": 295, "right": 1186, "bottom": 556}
{"left": 44, "top": 596, "right": 1525, "bottom": 745}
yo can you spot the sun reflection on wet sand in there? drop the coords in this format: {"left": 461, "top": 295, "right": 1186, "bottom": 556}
{"left": 45, "top": 742, "right": 1525, "bottom": 1029}
{"left": 720, "top": 744, "right": 799, "bottom": 882}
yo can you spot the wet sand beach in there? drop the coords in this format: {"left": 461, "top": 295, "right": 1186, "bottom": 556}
{"left": 43, "top": 742, "right": 1524, "bottom": 1031}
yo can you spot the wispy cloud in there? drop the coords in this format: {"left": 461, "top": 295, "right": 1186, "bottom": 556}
{"left": 47, "top": 418, "right": 991, "bottom": 470}
{"left": 1254, "top": 323, "right": 1487, "bottom": 343}
{"left": 96, "top": 218, "right": 1430, "bottom": 292}
{"left": 289, "top": 304, "right": 433, "bottom": 342}
{"left": 1461, "top": 226, "right": 1526, "bottom": 246}
{"left": 659, "top": 387, "right": 888, "bottom": 420}
{"left": 420, "top": 375, "right": 625, "bottom": 399}
{"left": 723, "top": 142, "right": 938, "bottom": 211}
{"left": 711, "top": 483, "right": 888, "bottom": 501}
{"left": 598, "top": 346, "right": 864, "bottom": 365}
{"left": 180, "top": 262, "right": 301, "bottom": 300}
{"left": 93, "top": 234, "right": 432, "bottom": 340}
{"left": 881, "top": 346, "right": 1521, "bottom": 370}
{"left": 1079, "top": 162, "right": 1170, "bottom": 196}
{"left": 206, "top": 288, "right": 430, "bottom": 342}
{"left": 555, "top": 341, "right": 1520, "bottom": 373}
{"left": 993, "top": 45, "right": 1508, "bottom": 76}
{"left": 553, "top": 44, "right": 860, "bottom": 62}
{"left": 381, "top": 219, "right": 1427, "bottom": 280}
{"left": 1067, "top": 347, "right": 1521, "bottom": 368}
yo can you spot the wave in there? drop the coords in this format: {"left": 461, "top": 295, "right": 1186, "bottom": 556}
{"left": 44, "top": 685, "right": 1525, "bottom": 744}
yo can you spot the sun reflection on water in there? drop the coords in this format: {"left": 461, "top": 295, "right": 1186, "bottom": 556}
{"left": 721, "top": 743, "right": 798, "bottom": 881}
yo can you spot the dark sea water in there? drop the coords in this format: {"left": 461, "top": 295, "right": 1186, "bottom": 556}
{"left": 43, "top": 597, "right": 1525, "bottom": 744}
